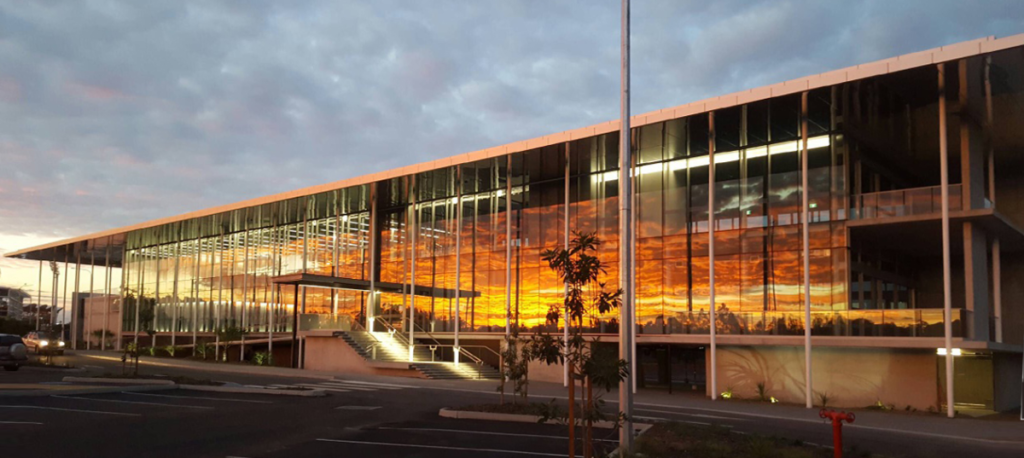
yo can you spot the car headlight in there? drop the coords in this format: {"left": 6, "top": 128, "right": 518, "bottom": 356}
{"left": 58, "top": 341, "right": 66, "bottom": 347}
{"left": 40, "top": 340, "right": 49, "bottom": 347}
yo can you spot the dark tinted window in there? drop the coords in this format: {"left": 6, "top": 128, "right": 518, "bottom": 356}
{"left": 0, "top": 335, "right": 24, "bottom": 345}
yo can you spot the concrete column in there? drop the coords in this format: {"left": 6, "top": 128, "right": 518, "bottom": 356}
{"left": 992, "top": 237, "right": 1002, "bottom": 343}
{"left": 959, "top": 59, "right": 986, "bottom": 210}
{"left": 963, "top": 222, "right": 990, "bottom": 341}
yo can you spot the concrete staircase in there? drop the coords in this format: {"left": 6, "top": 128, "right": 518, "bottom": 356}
{"left": 338, "top": 330, "right": 432, "bottom": 362}
{"left": 336, "top": 330, "right": 500, "bottom": 380}
{"left": 411, "top": 361, "right": 502, "bottom": 380}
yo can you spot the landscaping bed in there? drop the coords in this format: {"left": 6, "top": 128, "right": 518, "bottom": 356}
{"left": 629, "top": 421, "right": 874, "bottom": 458}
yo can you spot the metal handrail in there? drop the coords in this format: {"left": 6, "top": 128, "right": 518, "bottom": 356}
{"left": 408, "top": 320, "right": 500, "bottom": 363}
{"left": 379, "top": 318, "right": 498, "bottom": 367}
{"left": 376, "top": 319, "right": 409, "bottom": 346}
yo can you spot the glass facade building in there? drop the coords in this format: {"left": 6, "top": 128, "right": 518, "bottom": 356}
{"left": 8, "top": 35, "right": 1024, "bottom": 412}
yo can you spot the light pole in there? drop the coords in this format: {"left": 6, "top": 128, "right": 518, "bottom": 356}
{"left": 618, "top": 0, "right": 635, "bottom": 452}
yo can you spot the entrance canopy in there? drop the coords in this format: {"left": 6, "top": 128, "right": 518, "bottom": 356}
{"left": 270, "top": 273, "right": 480, "bottom": 299}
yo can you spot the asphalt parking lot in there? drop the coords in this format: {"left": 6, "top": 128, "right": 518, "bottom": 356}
{"left": 4, "top": 353, "right": 1024, "bottom": 458}
{"left": 1, "top": 377, "right": 588, "bottom": 458}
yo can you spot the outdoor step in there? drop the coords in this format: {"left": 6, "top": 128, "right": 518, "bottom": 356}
{"left": 338, "top": 331, "right": 501, "bottom": 379}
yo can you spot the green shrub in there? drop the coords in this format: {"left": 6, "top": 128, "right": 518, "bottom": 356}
{"left": 252, "top": 351, "right": 273, "bottom": 366}
{"left": 195, "top": 342, "right": 212, "bottom": 359}
{"left": 756, "top": 382, "right": 770, "bottom": 402}
{"left": 163, "top": 345, "right": 178, "bottom": 357}
{"left": 816, "top": 391, "right": 832, "bottom": 408}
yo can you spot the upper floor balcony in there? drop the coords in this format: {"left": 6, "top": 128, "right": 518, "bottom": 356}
{"left": 850, "top": 184, "right": 984, "bottom": 221}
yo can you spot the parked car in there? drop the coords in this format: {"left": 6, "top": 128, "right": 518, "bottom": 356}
{"left": 23, "top": 331, "right": 65, "bottom": 355}
{"left": 0, "top": 334, "right": 28, "bottom": 371}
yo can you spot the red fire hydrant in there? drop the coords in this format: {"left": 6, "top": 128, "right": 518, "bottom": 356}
{"left": 819, "top": 409, "right": 855, "bottom": 458}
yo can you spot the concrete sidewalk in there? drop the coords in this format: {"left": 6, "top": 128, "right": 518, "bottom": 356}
{"left": 73, "top": 350, "right": 1024, "bottom": 444}
{"left": 513, "top": 380, "right": 1024, "bottom": 445}
{"left": 74, "top": 350, "right": 342, "bottom": 380}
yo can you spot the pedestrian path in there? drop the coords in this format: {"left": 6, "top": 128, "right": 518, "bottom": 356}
{"left": 268, "top": 378, "right": 419, "bottom": 393}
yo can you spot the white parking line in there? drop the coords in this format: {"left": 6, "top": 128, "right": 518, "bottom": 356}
{"left": 297, "top": 384, "right": 350, "bottom": 393}
{"left": 324, "top": 381, "right": 400, "bottom": 390}
{"left": 0, "top": 420, "right": 45, "bottom": 425}
{"left": 121, "top": 392, "right": 273, "bottom": 404}
{"left": 334, "top": 379, "right": 419, "bottom": 389}
{"left": 316, "top": 438, "right": 580, "bottom": 457}
{"left": 378, "top": 426, "right": 617, "bottom": 442}
{"left": 0, "top": 405, "right": 141, "bottom": 417}
{"left": 52, "top": 395, "right": 214, "bottom": 410}
{"left": 312, "top": 382, "right": 379, "bottom": 391}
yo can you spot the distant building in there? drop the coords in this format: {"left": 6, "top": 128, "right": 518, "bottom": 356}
{"left": 0, "top": 286, "right": 30, "bottom": 320}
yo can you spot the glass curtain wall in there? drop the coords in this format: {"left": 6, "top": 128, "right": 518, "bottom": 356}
{"left": 122, "top": 186, "right": 371, "bottom": 335}
{"left": 120, "top": 89, "right": 868, "bottom": 338}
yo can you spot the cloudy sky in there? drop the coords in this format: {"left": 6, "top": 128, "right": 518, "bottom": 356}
{"left": 1, "top": 0, "right": 1022, "bottom": 293}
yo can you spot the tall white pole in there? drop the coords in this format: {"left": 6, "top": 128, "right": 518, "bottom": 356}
{"left": 618, "top": 0, "right": 635, "bottom": 450}
{"left": 103, "top": 243, "right": 111, "bottom": 350}
{"left": 454, "top": 168, "right": 462, "bottom": 365}
{"left": 133, "top": 251, "right": 142, "bottom": 349}
{"left": 506, "top": 156, "right": 513, "bottom": 338}
{"left": 410, "top": 177, "right": 418, "bottom": 362}
{"left": 368, "top": 187, "right": 376, "bottom": 330}
{"left": 564, "top": 145, "right": 570, "bottom": 387}
{"left": 36, "top": 260, "right": 42, "bottom": 331}
{"left": 171, "top": 243, "right": 180, "bottom": 348}
{"left": 938, "top": 63, "right": 955, "bottom": 419}
{"left": 709, "top": 112, "right": 718, "bottom": 401}
{"left": 801, "top": 91, "right": 813, "bottom": 408}
{"left": 88, "top": 251, "right": 95, "bottom": 350}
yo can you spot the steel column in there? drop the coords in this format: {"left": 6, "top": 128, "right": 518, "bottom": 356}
{"left": 454, "top": 166, "right": 462, "bottom": 365}
{"left": 505, "top": 155, "right": 513, "bottom": 338}
{"left": 409, "top": 175, "right": 418, "bottom": 361}
{"left": 709, "top": 111, "right": 718, "bottom": 401}
{"left": 938, "top": 63, "right": 955, "bottom": 419}
{"left": 801, "top": 91, "right": 813, "bottom": 408}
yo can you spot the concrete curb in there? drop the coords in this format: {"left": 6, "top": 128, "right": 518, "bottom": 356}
{"left": 178, "top": 384, "right": 327, "bottom": 397}
{"left": 62, "top": 376, "right": 175, "bottom": 385}
{"left": 0, "top": 384, "right": 177, "bottom": 397}
{"left": 438, "top": 408, "right": 653, "bottom": 432}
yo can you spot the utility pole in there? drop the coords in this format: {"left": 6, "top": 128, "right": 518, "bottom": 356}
{"left": 618, "top": 0, "right": 635, "bottom": 452}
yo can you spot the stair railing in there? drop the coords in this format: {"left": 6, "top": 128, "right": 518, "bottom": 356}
{"left": 407, "top": 320, "right": 500, "bottom": 366}
{"left": 378, "top": 318, "right": 500, "bottom": 379}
